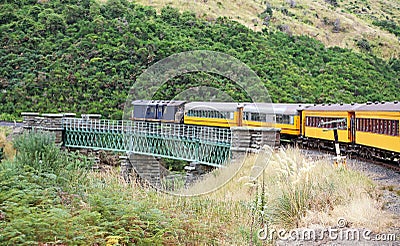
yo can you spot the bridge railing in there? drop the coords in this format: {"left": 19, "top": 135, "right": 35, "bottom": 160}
{"left": 63, "top": 118, "right": 133, "bottom": 132}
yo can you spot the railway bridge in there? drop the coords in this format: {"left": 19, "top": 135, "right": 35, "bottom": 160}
{"left": 21, "top": 112, "right": 280, "bottom": 188}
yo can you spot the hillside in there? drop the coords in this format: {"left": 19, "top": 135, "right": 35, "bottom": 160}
{"left": 134, "top": 0, "right": 400, "bottom": 59}
{"left": 0, "top": 0, "right": 399, "bottom": 120}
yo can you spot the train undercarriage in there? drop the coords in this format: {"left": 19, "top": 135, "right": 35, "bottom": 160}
{"left": 283, "top": 136, "right": 400, "bottom": 167}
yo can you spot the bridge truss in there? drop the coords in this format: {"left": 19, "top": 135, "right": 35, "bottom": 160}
{"left": 62, "top": 118, "right": 232, "bottom": 167}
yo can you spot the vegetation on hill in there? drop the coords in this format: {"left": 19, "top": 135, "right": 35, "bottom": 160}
{"left": 135, "top": 0, "right": 400, "bottom": 59}
{"left": 0, "top": 131, "right": 396, "bottom": 244}
{"left": 0, "top": 0, "right": 399, "bottom": 120}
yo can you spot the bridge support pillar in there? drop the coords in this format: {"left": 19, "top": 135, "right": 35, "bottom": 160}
{"left": 128, "top": 153, "right": 161, "bottom": 187}
{"left": 184, "top": 162, "right": 214, "bottom": 186}
{"left": 21, "top": 112, "right": 65, "bottom": 144}
{"left": 120, "top": 155, "right": 133, "bottom": 183}
{"left": 230, "top": 127, "right": 280, "bottom": 162}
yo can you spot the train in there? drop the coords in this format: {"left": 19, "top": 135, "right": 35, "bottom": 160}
{"left": 131, "top": 100, "right": 400, "bottom": 164}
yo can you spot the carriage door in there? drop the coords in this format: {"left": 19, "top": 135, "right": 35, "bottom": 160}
{"left": 156, "top": 105, "right": 164, "bottom": 120}
{"left": 349, "top": 112, "right": 356, "bottom": 143}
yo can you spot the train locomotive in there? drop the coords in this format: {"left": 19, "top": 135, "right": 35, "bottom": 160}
{"left": 132, "top": 100, "right": 400, "bottom": 164}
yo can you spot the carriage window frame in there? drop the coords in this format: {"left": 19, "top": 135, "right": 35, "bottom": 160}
{"left": 356, "top": 118, "right": 399, "bottom": 136}
{"left": 187, "top": 109, "right": 233, "bottom": 120}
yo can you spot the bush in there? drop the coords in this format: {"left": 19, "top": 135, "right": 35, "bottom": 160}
{"left": 12, "top": 131, "right": 91, "bottom": 193}
{"left": 0, "top": 131, "right": 203, "bottom": 245}
{"left": 13, "top": 131, "right": 90, "bottom": 174}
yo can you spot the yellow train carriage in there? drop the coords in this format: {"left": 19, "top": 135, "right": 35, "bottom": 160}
{"left": 274, "top": 104, "right": 312, "bottom": 136}
{"left": 242, "top": 103, "right": 274, "bottom": 128}
{"left": 302, "top": 104, "right": 360, "bottom": 143}
{"left": 243, "top": 103, "right": 312, "bottom": 138}
{"left": 355, "top": 102, "right": 400, "bottom": 154}
{"left": 183, "top": 102, "right": 240, "bottom": 128}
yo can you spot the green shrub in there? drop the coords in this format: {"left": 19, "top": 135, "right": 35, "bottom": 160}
{"left": 13, "top": 131, "right": 90, "bottom": 174}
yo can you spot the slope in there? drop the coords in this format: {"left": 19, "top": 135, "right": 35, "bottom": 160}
{"left": 134, "top": 0, "right": 400, "bottom": 59}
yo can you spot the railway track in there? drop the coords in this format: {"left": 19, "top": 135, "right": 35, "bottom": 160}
{"left": 0, "top": 121, "right": 23, "bottom": 127}
{"left": 300, "top": 146, "right": 400, "bottom": 173}
{"left": 358, "top": 156, "right": 400, "bottom": 173}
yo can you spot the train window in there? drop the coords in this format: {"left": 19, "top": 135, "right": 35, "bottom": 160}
{"left": 277, "top": 114, "right": 282, "bottom": 123}
{"left": 276, "top": 114, "right": 291, "bottom": 124}
{"left": 363, "top": 119, "right": 366, "bottom": 131}
{"left": 384, "top": 120, "right": 388, "bottom": 135}
{"left": 365, "top": 119, "right": 369, "bottom": 132}
{"left": 251, "top": 113, "right": 260, "bottom": 121}
{"left": 364, "top": 119, "right": 367, "bottom": 132}
{"left": 356, "top": 119, "right": 359, "bottom": 131}
{"left": 285, "top": 115, "right": 290, "bottom": 124}
{"left": 364, "top": 119, "right": 367, "bottom": 131}
{"left": 395, "top": 121, "right": 399, "bottom": 136}
{"left": 378, "top": 120, "right": 381, "bottom": 134}
{"left": 361, "top": 118, "right": 365, "bottom": 131}
{"left": 367, "top": 119, "right": 371, "bottom": 132}
{"left": 361, "top": 119, "right": 363, "bottom": 131}
{"left": 371, "top": 119, "right": 374, "bottom": 132}
{"left": 378, "top": 119, "right": 382, "bottom": 134}
{"left": 370, "top": 119, "right": 373, "bottom": 132}
{"left": 244, "top": 112, "right": 250, "bottom": 120}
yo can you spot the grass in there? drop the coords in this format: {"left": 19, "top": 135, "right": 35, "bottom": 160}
{"left": 124, "top": 0, "right": 400, "bottom": 59}
{"left": 1, "top": 132, "right": 397, "bottom": 244}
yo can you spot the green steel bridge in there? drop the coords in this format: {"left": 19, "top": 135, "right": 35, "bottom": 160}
{"left": 62, "top": 118, "right": 232, "bottom": 167}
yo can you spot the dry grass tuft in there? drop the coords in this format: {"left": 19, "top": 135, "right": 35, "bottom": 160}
{"left": 303, "top": 197, "right": 397, "bottom": 232}
{"left": 0, "top": 129, "right": 16, "bottom": 160}
{"left": 251, "top": 147, "right": 398, "bottom": 232}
